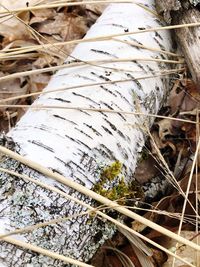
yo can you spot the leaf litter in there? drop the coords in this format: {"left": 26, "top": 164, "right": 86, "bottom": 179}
{"left": 0, "top": 0, "right": 100, "bottom": 131}
{"left": 0, "top": 1, "right": 200, "bottom": 267}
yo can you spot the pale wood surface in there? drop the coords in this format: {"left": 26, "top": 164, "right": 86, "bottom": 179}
{"left": 156, "top": 1, "right": 200, "bottom": 85}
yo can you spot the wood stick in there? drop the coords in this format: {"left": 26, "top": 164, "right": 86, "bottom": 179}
{"left": 156, "top": 1, "right": 200, "bottom": 85}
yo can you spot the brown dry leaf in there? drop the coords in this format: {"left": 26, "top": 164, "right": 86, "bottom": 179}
{"left": 30, "top": 8, "right": 56, "bottom": 23}
{"left": 0, "top": 0, "right": 39, "bottom": 10}
{"left": 147, "top": 191, "right": 199, "bottom": 230}
{"left": 179, "top": 172, "right": 200, "bottom": 195}
{"left": 0, "top": 71, "right": 29, "bottom": 130}
{"left": 181, "top": 121, "right": 199, "bottom": 153}
{"left": 162, "top": 231, "right": 200, "bottom": 267}
{"left": 157, "top": 119, "right": 174, "bottom": 140}
{"left": 29, "top": 73, "right": 50, "bottom": 101}
{"left": 90, "top": 244, "right": 108, "bottom": 267}
{"left": 91, "top": 232, "right": 128, "bottom": 267}
{"left": 85, "top": 3, "right": 107, "bottom": 23}
{"left": 142, "top": 172, "right": 200, "bottom": 246}
{"left": 85, "top": 3, "right": 107, "bottom": 15}
{"left": 135, "top": 155, "right": 159, "bottom": 184}
{"left": 2, "top": 39, "right": 38, "bottom": 51}
{"left": 0, "top": 0, "right": 40, "bottom": 43}
{"left": 104, "top": 244, "right": 143, "bottom": 267}
{"left": 0, "top": 72, "right": 28, "bottom": 106}
{"left": 168, "top": 79, "right": 185, "bottom": 114}
{"left": 168, "top": 79, "right": 200, "bottom": 113}
{"left": 33, "top": 12, "right": 88, "bottom": 39}
{"left": 0, "top": 19, "right": 31, "bottom": 44}
{"left": 150, "top": 131, "right": 167, "bottom": 151}
{"left": 150, "top": 130, "right": 176, "bottom": 155}
{"left": 151, "top": 248, "right": 167, "bottom": 267}
{"left": 32, "top": 53, "right": 62, "bottom": 68}
{"left": 121, "top": 244, "right": 143, "bottom": 267}
{"left": 0, "top": 40, "right": 39, "bottom": 73}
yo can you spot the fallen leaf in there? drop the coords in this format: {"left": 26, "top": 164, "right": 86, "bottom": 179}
{"left": 151, "top": 248, "right": 167, "bottom": 267}
{"left": 0, "top": 72, "right": 28, "bottom": 107}
{"left": 163, "top": 231, "right": 200, "bottom": 267}
{"left": 135, "top": 154, "right": 159, "bottom": 184}
{"left": 32, "top": 11, "right": 88, "bottom": 42}
{"left": 157, "top": 119, "right": 174, "bottom": 140}
{"left": 29, "top": 73, "right": 50, "bottom": 101}
{"left": 169, "top": 79, "right": 200, "bottom": 113}
{"left": 0, "top": 0, "right": 39, "bottom": 43}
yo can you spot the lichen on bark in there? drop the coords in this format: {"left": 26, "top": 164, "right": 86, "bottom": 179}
{"left": 0, "top": 154, "right": 116, "bottom": 266}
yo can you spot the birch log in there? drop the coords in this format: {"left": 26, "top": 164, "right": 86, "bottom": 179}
{"left": 0, "top": 1, "right": 176, "bottom": 266}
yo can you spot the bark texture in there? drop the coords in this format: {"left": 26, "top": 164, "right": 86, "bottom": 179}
{"left": 0, "top": 1, "right": 174, "bottom": 266}
{"left": 156, "top": 0, "right": 200, "bottom": 85}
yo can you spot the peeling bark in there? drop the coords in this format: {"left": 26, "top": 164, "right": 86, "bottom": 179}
{"left": 0, "top": 1, "right": 174, "bottom": 266}
{"left": 156, "top": 0, "right": 200, "bottom": 85}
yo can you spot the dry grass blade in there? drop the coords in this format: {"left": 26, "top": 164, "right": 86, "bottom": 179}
{"left": 1, "top": 2, "right": 181, "bottom": 88}
{"left": 146, "top": 131, "right": 199, "bottom": 218}
{"left": 0, "top": 52, "right": 184, "bottom": 63}
{"left": 132, "top": 206, "right": 200, "bottom": 225}
{"left": 0, "top": 163, "right": 94, "bottom": 267}
{"left": 0, "top": 103, "right": 195, "bottom": 125}
{"left": 0, "top": 2, "right": 73, "bottom": 65}
{"left": 0, "top": 53, "right": 40, "bottom": 60}
{"left": 1, "top": 17, "right": 200, "bottom": 61}
{"left": 172, "top": 137, "right": 200, "bottom": 264}
{"left": 0, "top": 59, "right": 183, "bottom": 88}
{"left": 0, "top": 210, "right": 93, "bottom": 239}
{"left": 0, "top": 167, "right": 107, "bottom": 239}
{"left": 2, "top": 236, "right": 93, "bottom": 267}
{"left": 2, "top": 21, "right": 197, "bottom": 47}
{"left": 0, "top": 1, "right": 185, "bottom": 88}
{"left": 0, "top": 161, "right": 196, "bottom": 266}
{"left": 0, "top": 39, "right": 181, "bottom": 58}
{"left": 178, "top": 136, "right": 200, "bottom": 229}
{"left": 112, "top": 38, "right": 181, "bottom": 57}
{"left": 79, "top": 21, "right": 200, "bottom": 38}
{"left": 0, "top": 68, "right": 185, "bottom": 104}
{"left": 0, "top": 0, "right": 138, "bottom": 15}
{"left": 195, "top": 112, "right": 200, "bottom": 264}
{"left": 0, "top": 145, "right": 200, "bottom": 254}
{"left": 0, "top": 65, "right": 146, "bottom": 83}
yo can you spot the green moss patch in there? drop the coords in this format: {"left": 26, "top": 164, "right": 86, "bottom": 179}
{"left": 93, "top": 161, "right": 144, "bottom": 204}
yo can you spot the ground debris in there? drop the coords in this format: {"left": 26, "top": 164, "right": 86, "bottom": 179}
{"left": 0, "top": 0, "right": 100, "bottom": 131}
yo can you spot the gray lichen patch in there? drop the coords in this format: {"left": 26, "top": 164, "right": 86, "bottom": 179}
{"left": 0, "top": 156, "right": 116, "bottom": 266}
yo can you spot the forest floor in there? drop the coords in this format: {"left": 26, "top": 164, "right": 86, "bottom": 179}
{"left": 0, "top": 1, "right": 200, "bottom": 266}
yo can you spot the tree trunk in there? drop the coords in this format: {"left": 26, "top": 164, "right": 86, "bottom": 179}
{"left": 0, "top": 1, "right": 175, "bottom": 266}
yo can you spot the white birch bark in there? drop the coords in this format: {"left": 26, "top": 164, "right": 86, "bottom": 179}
{"left": 0, "top": 1, "right": 174, "bottom": 266}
